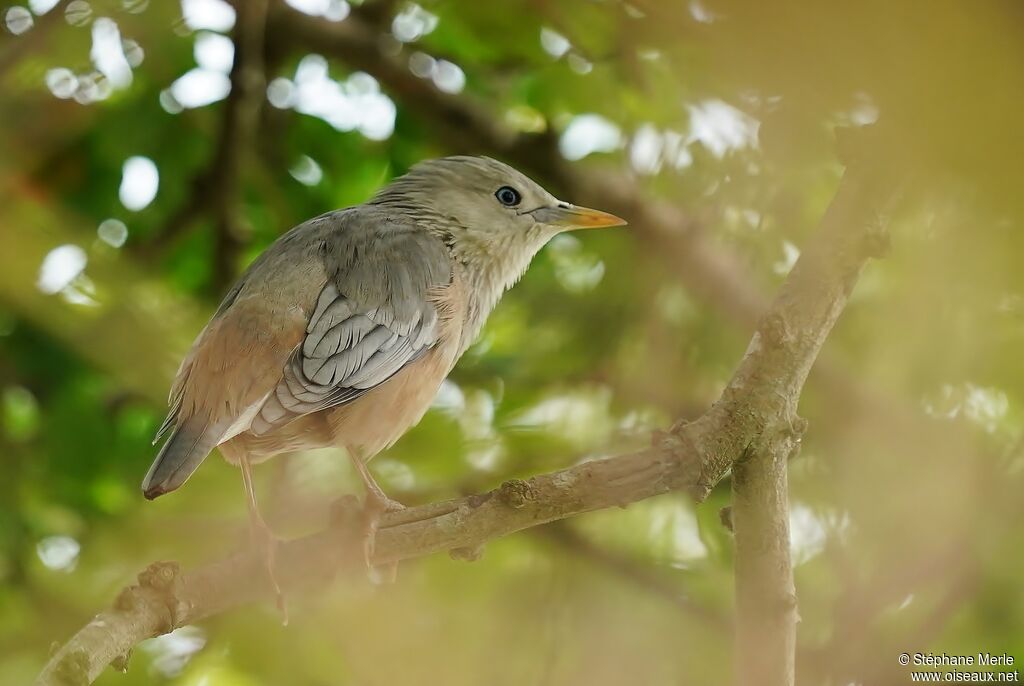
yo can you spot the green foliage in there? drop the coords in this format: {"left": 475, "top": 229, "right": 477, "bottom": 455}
{"left": 2, "top": 0, "right": 1023, "bottom": 684}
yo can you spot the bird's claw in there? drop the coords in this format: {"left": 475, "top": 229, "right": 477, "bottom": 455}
{"left": 360, "top": 492, "right": 404, "bottom": 584}
{"left": 249, "top": 519, "right": 289, "bottom": 624}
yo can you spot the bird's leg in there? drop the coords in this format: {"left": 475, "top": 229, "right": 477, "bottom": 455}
{"left": 239, "top": 453, "right": 288, "bottom": 623}
{"left": 349, "top": 452, "right": 404, "bottom": 580}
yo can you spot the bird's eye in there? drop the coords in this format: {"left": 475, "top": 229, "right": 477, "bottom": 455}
{"left": 495, "top": 186, "right": 522, "bottom": 207}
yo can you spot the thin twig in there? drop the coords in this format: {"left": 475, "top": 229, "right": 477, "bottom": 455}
{"left": 536, "top": 522, "right": 731, "bottom": 632}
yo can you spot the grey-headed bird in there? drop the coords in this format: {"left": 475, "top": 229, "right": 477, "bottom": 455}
{"left": 142, "top": 156, "right": 625, "bottom": 603}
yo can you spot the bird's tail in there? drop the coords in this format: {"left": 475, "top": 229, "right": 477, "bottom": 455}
{"left": 142, "top": 417, "right": 223, "bottom": 499}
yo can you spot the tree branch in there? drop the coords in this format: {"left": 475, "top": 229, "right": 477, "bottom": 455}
{"left": 727, "top": 139, "right": 898, "bottom": 686}
{"left": 732, "top": 429, "right": 799, "bottom": 686}
{"left": 35, "top": 125, "right": 896, "bottom": 685}
{"left": 145, "top": 0, "right": 269, "bottom": 292}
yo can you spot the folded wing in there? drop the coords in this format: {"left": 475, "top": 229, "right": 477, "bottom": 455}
{"left": 251, "top": 215, "right": 452, "bottom": 434}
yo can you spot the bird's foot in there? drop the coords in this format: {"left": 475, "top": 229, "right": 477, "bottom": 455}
{"left": 360, "top": 491, "right": 405, "bottom": 584}
{"left": 248, "top": 518, "right": 289, "bottom": 625}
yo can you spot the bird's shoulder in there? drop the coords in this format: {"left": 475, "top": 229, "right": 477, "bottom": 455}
{"left": 223, "top": 206, "right": 451, "bottom": 305}
{"left": 313, "top": 205, "right": 455, "bottom": 310}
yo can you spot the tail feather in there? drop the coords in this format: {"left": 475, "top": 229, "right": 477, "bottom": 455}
{"left": 142, "top": 418, "right": 223, "bottom": 500}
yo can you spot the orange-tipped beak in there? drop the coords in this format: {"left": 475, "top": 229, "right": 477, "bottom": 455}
{"left": 532, "top": 203, "right": 628, "bottom": 230}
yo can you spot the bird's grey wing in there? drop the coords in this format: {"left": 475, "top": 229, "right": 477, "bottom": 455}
{"left": 251, "top": 216, "right": 452, "bottom": 434}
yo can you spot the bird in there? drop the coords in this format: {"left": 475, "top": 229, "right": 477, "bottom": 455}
{"left": 141, "top": 155, "right": 625, "bottom": 604}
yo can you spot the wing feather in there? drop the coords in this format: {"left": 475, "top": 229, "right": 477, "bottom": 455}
{"left": 250, "top": 211, "right": 452, "bottom": 435}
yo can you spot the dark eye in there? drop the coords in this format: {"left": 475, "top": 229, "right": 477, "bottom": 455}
{"left": 495, "top": 186, "right": 521, "bottom": 207}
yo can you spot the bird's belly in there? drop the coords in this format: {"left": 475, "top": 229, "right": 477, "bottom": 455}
{"left": 219, "top": 412, "right": 334, "bottom": 464}
{"left": 327, "top": 338, "right": 458, "bottom": 459}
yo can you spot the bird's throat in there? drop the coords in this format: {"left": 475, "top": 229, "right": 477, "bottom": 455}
{"left": 453, "top": 229, "right": 549, "bottom": 354}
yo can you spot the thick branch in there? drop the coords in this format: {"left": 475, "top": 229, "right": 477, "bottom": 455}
{"left": 732, "top": 429, "right": 799, "bottom": 686}
{"left": 35, "top": 128, "right": 895, "bottom": 685}
{"left": 36, "top": 447, "right": 685, "bottom": 685}
{"left": 669, "top": 156, "right": 896, "bottom": 497}
{"left": 725, "top": 139, "right": 897, "bottom": 686}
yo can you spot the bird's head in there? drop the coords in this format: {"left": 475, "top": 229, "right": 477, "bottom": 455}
{"left": 370, "top": 156, "right": 626, "bottom": 259}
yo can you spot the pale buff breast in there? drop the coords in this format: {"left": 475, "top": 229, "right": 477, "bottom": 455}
{"left": 324, "top": 334, "right": 460, "bottom": 459}
{"left": 219, "top": 413, "right": 332, "bottom": 464}
{"left": 326, "top": 274, "right": 466, "bottom": 460}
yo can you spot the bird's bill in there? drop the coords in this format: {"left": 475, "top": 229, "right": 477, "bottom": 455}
{"left": 532, "top": 203, "right": 628, "bottom": 230}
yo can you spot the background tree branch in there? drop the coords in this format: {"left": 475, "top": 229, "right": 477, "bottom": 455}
{"left": 143, "top": 0, "right": 269, "bottom": 292}
{"left": 35, "top": 127, "right": 894, "bottom": 686}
